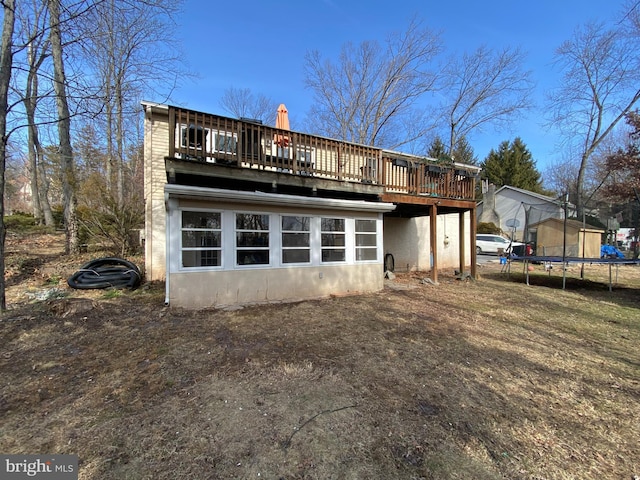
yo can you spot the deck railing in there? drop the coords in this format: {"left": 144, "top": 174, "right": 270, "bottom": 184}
{"left": 168, "top": 106, "right": 477, "bottom": 201}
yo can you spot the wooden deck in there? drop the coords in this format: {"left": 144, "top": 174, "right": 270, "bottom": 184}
{"left": 168, "top": 106, "right": 479, "bottom": 204}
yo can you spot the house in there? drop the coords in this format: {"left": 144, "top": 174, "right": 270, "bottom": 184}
{"left": 531, "top": 218, "right": 604, "bottom": 258}
{"left": 142, "top": 102, "right": 481, "bottom": 308}
{"left": 477, "top": 184, "right": 573, "bottom": 241}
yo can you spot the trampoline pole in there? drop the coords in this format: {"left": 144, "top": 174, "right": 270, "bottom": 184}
{"left": 609, "top": 262, "right": 612, "bottom": 292}
{"left": 581, "top": 211, "right": 586, "bottom": 280}
{"left": 562, "top": 194, "right": 568, "bottom": 290}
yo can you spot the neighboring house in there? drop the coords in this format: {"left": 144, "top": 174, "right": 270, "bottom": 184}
{"left": 6, "top": 174, "right": 33, "bottom": 215}
{"left": 616, "top": 227, "right": 635, "bottom": 249}
{"left": 143, "top": 102, "right": 481, "bottom": 308}
{"left": 531, "top": 218, "right": 604, "bottom": 258}
{"left": 477, "top": 185, "right": 573, "bottom": 241}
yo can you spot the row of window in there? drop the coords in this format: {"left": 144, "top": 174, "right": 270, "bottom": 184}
{"left": 179, "top": 210, "right": 379, "bottom": 269}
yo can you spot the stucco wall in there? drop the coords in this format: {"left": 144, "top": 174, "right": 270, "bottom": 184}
{"left": 383, "top": 212, "right": 471, "bottom": 272}
{"left": 383, "top": 217, "right": 428, "bottom": 271}
{"left": 168, "top": 264, "right": 383, "bottom": 308}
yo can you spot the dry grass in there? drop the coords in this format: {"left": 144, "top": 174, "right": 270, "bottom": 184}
{"left": 1, "top": 233, "right": 639, "bottom": 479}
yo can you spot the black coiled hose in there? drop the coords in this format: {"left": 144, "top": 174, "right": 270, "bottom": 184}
{"left": 67, "top": 257, "right": 142, "bottom": 290}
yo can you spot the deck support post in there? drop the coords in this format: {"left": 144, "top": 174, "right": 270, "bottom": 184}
{"left": 470, "top": 206, "right": 477, "bottom": 279}
{"left": 430, "top": 204, "right": 438, "bottom": 283}
{"left": 459, "top": 211, "right": 466, "bottom": 276}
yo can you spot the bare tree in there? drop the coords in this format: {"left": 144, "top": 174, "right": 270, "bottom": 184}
{"left": 20, "top": 0, "right": 55, "bottom": 225}
{"left": 438, "top": 45, "right": 534, "bottom": 156}
{"left": 0, "top": 0, "right": 16, "bottom": 310}
{"left": 543, "top": 156, "right": 580, "bottom": 198}
{"left": 547, "top": 17, "right": 640, "bottom": 218}
{"left": 48, "top": 0, "right": 79, "bottom": 254}
{"left": 80, "top": 0, "right": 183, "bottom": 208}
{"left": 219, "top": 87, "right": 278, "bottom": 125}
{"left": 0, "top": 0, "right": 184, "bottom": 306}
{"left": 304, "top": 18, "right": 442, "bottom": 148}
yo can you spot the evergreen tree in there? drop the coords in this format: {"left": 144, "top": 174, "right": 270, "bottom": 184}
{"left": 427, "top": 135, "right": 477, "bottom": 165}
{"left": 452, "top": 136, "right": 478, "bottom": 165}
{"left": 481, "top": 137, "right": 543, "bottom": 192}
{"left": 426, "top": 136, "right": 448, "bottom": 160}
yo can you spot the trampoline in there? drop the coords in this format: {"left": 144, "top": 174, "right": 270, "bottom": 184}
{"left": 507, "top": 254, "right": 640, "bottom": 291}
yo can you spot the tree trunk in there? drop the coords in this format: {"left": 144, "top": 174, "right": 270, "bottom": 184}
{"left": 37, "top": 147, "right": 55, "bottom": 226}
{"left": 575, "top": 152, "right": 588, "bottom": 220}
{"left": 49, "top": 0, "right": 79, "bottom": 254}
{"left": 448, "top": 125, "right": 456, "bottom": 159}
{"left": 104, "top": 0, "right": 115, "bottom": 193}
{"left": 0, "top": 0, "right": 16, "bottom": 310}
{"left": 25, "top": 40, "right": 55, "bottom": 226}
{"left": 27, "top": 119, "right": 43, "bottom": 222}
{"left": 105, "top": 81, "right": 114, "bottom": 192}
{"left": 25, "top": 55, "right": 43, "bottom": 223}
{"left": 115, "top": 78, "right": 124, "bottom": 208}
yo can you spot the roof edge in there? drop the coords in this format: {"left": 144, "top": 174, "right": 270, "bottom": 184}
{"left": 164, "top": 184, "right": 397, "bottom": 213}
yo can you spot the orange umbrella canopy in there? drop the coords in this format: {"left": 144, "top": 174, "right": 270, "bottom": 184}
{"left": 276, "top": 103, "right": 290, "bottom": 130}
{"left": 275, "top": 103, "right": 290, "bottom": 146}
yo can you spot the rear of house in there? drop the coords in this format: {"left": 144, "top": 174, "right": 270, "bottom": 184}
{"left": 143, "top": 102, "right": 480, "bottom": 308}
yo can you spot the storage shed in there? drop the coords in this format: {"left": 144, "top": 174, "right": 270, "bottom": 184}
{"left": 530, "top": 218, "right": 604, "bottom": 258}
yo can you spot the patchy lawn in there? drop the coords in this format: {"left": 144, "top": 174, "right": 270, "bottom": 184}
{"left": 1, "top": 233, "right": 639, "bottom": 479}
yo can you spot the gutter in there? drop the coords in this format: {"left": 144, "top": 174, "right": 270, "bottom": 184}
{"left": 164, "top": 184, "right": 397, "bottom": 213}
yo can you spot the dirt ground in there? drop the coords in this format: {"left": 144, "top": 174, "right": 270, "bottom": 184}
{"left": 1, "top": 232, "right": 639, "bottom": 479}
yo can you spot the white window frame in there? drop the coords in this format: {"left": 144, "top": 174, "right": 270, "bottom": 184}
{"left": 355, "top": 218, "right": 378, "bottom": 262}
{"left": 281, "top": 215, "right": 312, "bottom": 265}
{"left": 179, "top": 124, "right": 209, "bottom": 150}
{"left": 320, "top": 217, "right": 347, "bottom": 263}
{"left": 235, "top": 212, "right": 271, "bottom": 267}
{"left": 212, "top": 130, "right": 238, "bottom": 155}
{"left": 170, "top": 206, "right": 383, "bottom": 272}
{"left": 295, "top": 146, "right": 315, "bottom": 168}
{"left": 179, "top": 209, "right": 223, "bottom": 270}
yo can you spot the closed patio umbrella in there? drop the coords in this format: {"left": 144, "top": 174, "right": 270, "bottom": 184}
{"left": 275, "top": 103, "right": 290, "bottom": 147}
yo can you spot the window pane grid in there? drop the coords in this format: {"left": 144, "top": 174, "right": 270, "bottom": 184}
{"left": 178, "top": 213, "right": 379, "bottom": 269}
{"left": 282, "top": 216, "right": 311, "bottom": 264}
{"left": 321, "top": 217, "right": 346, "bottom": 263}
{"left": 181, "top": 211, "right": 222, "bottom": 268}
{"left": 356, "top": 248, "right": 377, "bottom": 261}
{"left": 236, "top": 213, "right": 270, "bottom": 266}
{"left": 355, "top": 219, "right": 376, "bottom": 232}
{"left": 355, "top": 219, "right": 378, "bottom": 262}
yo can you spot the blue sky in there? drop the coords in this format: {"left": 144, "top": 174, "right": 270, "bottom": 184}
{"left": 172, "top": 0, "right": 627, "bottom": 171}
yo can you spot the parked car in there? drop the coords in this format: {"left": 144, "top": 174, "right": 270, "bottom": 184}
{"left": 476, "top": 234, "right": 523, "bottom": 255}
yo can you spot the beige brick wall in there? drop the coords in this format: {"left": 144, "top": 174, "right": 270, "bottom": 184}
{"left": 143, "top": 104, "right": 169, "bottom": 281}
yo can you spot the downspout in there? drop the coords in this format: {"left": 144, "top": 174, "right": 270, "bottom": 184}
{"left": 164, "top": 191, "right": 170, "bottom": 306}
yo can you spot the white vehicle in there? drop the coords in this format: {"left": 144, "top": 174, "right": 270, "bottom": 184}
{"left": 476, "top": 234, "right": 523, "bottom": 255}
